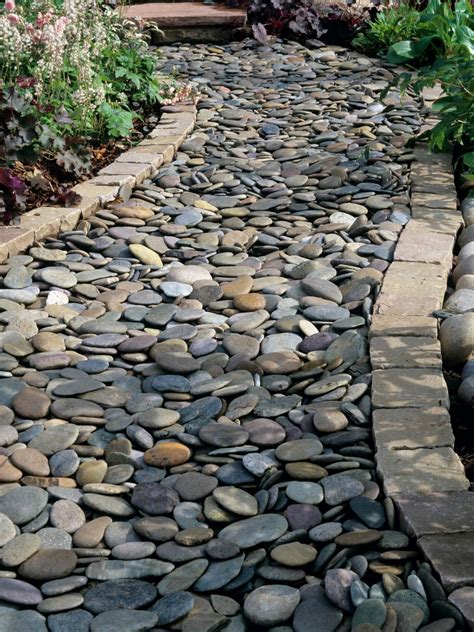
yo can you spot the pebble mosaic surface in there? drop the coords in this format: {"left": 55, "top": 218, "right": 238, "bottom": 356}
{"left": 0, "top": 40, "right": 466, "bottom": 631}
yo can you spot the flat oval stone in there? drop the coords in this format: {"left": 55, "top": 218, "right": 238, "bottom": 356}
{"left": 0, "top": 609, "right": 48, "bottom": 632}
{"left": 0, "top": 487, "right": 48, "bottom": 525}
{"left": 28, "top": 425, "right": 79, "bottom": 456}
{"left": 352, "top": 598, "right": 387, "bottom": 629}
{"left": 244, "top": 584, "right": 300, "bottom": 627}
{"left": 135, "top": 408, "right": 180, "bottom": 429}
{"left": 151, "top": 591, "right": 195, "bottom": 626}
{"left": 157, "top": 558, "right": 209, "bottom": 596}
{"left": 10, "top": 448, "right": 50, "bottom": 476}
{"left": 213, "top": 487, "right": 258, "bottom": 516}
{"left": 41, "top": 576, "right": 88, "bottom": 596}
{"left": 48, "top": 610, "right": 93, "bottom": 632}
{"left": 73, "top": 516, "right": 112, "bottom": 548}
{"left": 40, "top": 268, "right": 77, "bottom": 289}
{"left": 90, "top": 609, "right": 158, "bottom": 632}
{"left": 11, "top": 387, "right": 51, "bottom": 420}
{"left": 276, "top": 439, "right": 323, "bottom": 462}
{"left": 285, "top": 462, "right": 327, "bottom": 481}
{"left": 0, "top": 578, "right": 43, "bottom": 605}
{"left": 174, "top": 472, "right": 219, "bottom": 501}
{"left": 82, "top": 494, "right": 134, "bottom": 517}
{"left": 270, "top": 543, "right": 317, "bottom": 567}
{"left": 53, "top": 379, "right": 104, "bottom": 397}
{"left": 83, "top": 579, "right": 157, "bottom": 614}
{"left": 284, "top": 504, "right": 322, "bottom": 531}
{"left": 193, "top": 554, "right": 245, "bottom": 592}
{"left": 349, "top": 497, "right": 386, "bottom": 529}
{"left": 335, "top": 529, "right": 382, "bottom": 546}
{"left": 1, "top": 533, "right": 41, "bottom": 567}
{"left": 294, "top": 585, "right": 343, "bottom": 632}
{"left": 321, "top": 474, "right": 365, "bottom": 506}
{"left": 243, "top": 418, "right": 286, "bottom": 446}
{"left": 37, "top": 528, "right": 72, "bottom": 550}
{"left": 134, "top": 516, "right": 178, "bottom": 542}
{"left": 218, "top": 514, "right": 288, "bottom": 549}
{"left": 131, "top": 483, "right": 179, "bottom": 515}
{"left": 112, "top": 542, "right": 156, "bottom": 560}
{"left": 18, "top": 550, "right": 77, "bottom": 581}
{"left": 0, "top": 512, "right": 16, "bottom": 545}
{"left": 144, "top": 442, "right": 191, "bottom": 468}
{"left": 309, "top": 522, "right": 344, "bottom": 542}
{"left": 199, "top": 423, "right": 249, "bottom": 447}
{"left": 286, "top": 481, "right": 324, "bottom": 505}
{"left": 50, "top": 500, "right": 85, "bottom": 534}
{"left": 86, "top": 559, "right": 174, "bottom": 580}
{"left": 37, "top": 593, "right": 84, "bottom": 614}
{"left": 324, "top": 568, "right": 359, "bottom": 612}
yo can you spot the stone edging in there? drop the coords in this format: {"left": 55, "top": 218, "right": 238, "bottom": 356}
{"left": 370, "top": 100, "right": 474, "bottom": 626}
{"left": 0, "top": 104, "right": 197, "bottom": 264}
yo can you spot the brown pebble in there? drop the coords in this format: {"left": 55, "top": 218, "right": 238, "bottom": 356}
{"left": 11, "top": 387, "right": 51, "bottom": 420}
{"left": 233, "top": 293, "right": 266, "bottom": 311}
{"left": 10, "top": 448, "right": 50, "bottom": 476}
{"left": 18, "top": 549, "right": 78, "bottom": 581}
{"left": 73, "top": 516, "right": 112, "bottom": 547}
{"left": 144, "top": 442, "right": 191, "bottom": 468}
{"left": 0, "top": 456, "right": 22, "bottom": 483}
{"left": 335, "top": 530, "right": 382, "bottom": 547}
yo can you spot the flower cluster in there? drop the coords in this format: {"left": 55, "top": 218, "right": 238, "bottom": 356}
{"left": 0, "top": 0, "right": 166, "bottom": 134}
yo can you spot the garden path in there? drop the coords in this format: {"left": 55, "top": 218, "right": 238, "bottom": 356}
{"left": 0, "top": 40, "right": 467, "bottom": 631}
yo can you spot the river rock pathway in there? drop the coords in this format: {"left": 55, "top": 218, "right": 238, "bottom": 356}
{"left": 0, "top": 40, "right": 465, "bottom": 631}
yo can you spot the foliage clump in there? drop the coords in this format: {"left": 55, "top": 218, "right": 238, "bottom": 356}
{"left": 248, "top": 0, "right": 377, "bottom": 45}
{"left": 354, "top": 0, "right": 474, "bottom": 189}
{"left": 0, "top": 0, "right": 192, "bottom": 221}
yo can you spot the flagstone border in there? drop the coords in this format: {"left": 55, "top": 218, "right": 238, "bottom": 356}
{"left": 0, "top": 104, "right": 197, "bottom": 264}
{"left": 370, "top": 97, "right": 474, "bottom": 627}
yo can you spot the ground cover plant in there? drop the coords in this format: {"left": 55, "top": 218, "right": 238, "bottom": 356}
{"left": 0, "top": 0, "right": 192, "bottom": 222}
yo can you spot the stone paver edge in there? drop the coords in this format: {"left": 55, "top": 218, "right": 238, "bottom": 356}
{"left": 370, "top": 99, "right": 474, "bottom": 626}
{"left": 0, "top": 103, "right": 197, "bottom": 264}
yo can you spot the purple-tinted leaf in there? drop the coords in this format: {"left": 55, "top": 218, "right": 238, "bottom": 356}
{"left": 49, "top": 186, "right": 82, "bottom": 207}
{"left": 252, "top": 22, "right": 269, "bottom": 44}
{"left": 0, "top": 168, "right": 26, "bottom": 195}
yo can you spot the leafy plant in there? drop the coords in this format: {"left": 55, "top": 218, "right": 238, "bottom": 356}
{"left": 397, "top": 57, "right": 474, "bottom": 186}
{"left": 0, "top": 0, "right": 172, "bottom": 141}
{"left": 248, "top": 0, "right": 379, "bottom": 45}
{"left": 354, "top": 2, "right": 423, "bottom": 56}
{"left": 249, "top": 0, "right": 325, "bottom": 42}
{"left": 0, "top": 85, "right": 91, "bottom": 174}
{"left": 386, "top": 0, "right": 474, "bottom": 64}
{"left": 0, "top": 0, "right": 195, "bottom": 223}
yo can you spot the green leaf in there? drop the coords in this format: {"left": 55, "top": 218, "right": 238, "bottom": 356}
{"left": 463, "top": 152, "right": 474, "bottom": 168}
{"left": 387, "top": 40, "right": 415, "bottom": 63}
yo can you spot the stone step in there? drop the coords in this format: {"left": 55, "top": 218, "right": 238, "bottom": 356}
{"left": 122, "top": 2, "right": 247, "bottom": 42}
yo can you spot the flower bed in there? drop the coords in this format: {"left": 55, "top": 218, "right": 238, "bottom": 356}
{"left": 0, "top": 0, "right": 193, "bottom": 223}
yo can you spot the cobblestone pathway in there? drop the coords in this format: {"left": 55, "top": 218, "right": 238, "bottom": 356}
{"left": 0, "top": 40, "right": 466, "bottom": 631}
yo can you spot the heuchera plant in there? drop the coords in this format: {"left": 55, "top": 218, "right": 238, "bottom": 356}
{"left": 249, "top": 0, "right": 325, "bottom": 43}
{"left": 248, "top": 0, "right": 378, "bottom": 44}
{"left": 0, "top": 84, "right": 89, "bottom": 221}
